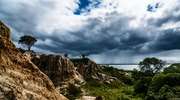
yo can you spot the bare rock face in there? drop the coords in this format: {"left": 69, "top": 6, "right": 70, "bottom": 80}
{"left": 31, "top": 54, "right": 84, "bottom": 99}
{"left": 31, "top": 54, "right": 84, "bottom": 87}
{"left": 71, "top": 58, "right": 118, "bottom": 84}
{"left": 0, "top": 21, "right": 67, "bottom": 100}
{"left": 71, "top": 58, "right": 101, "bottom": 80}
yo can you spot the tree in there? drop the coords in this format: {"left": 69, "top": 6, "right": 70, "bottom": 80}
{"left": 81, "top": 54, "right": 86, "bottom": 59}
{"left": 139, "top": 57, "right": 165, "bottom": 75}
{"left": 134, "top": 77, "right": 152, "bottom": 95}
{"left": 18, "top": 35, "right": 37, "bottom": 51}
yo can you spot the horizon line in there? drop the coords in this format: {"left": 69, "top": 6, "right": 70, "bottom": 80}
{"left": 97, "top": 63, "right": 179, "bottom": 65}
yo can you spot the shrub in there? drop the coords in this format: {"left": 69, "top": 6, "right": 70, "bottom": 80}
{"left": 145, "top": 73, "right": 180, "bottom": 100}
{"left": 66, "top": 83, "right": 82, "bottom": 100}
{"left": 150, "top": 73, "right": 180, "bottom": 92}
{"left": 117, "top": 95, "right": 130, "bottom": 100}
{"left": 146, "top": 85, "right": 175, "bottom": 100}
{"left": 134, "top": 77, "right": 152, "bottom": 95}
{"left": 107, "top": 80, "right": 123, "bottom": 88}
{"left": 158, "top": 85, "right": 175, "bottom": 100}
{"left": 131, "top": 69, "right": 152, "bottom": 80}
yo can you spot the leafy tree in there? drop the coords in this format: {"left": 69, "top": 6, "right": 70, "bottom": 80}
{"left": 139, "top": 57, "right": 165, "bottom": 75}
{"left": 158, "top": 85, "right": 175, "bottom": 100}
{"left": 132, "top": 69, "right": 146, "bottom": 80}
{"left": 18, "top": 35, "right": 37, "bottom": 51}
{"left": 145, "top": 73, "right": 180, "bottom": 100}
{"left": 134, "top": 77, "right": 152, "bottom": 95}
{"left": 150, "top": 73, "right": 180, "bottom": 91}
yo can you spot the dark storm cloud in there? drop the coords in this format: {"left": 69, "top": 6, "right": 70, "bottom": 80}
{"left": 24, "top": 12, "right": 151, "bottom": 55}
{"left": 149, "top": 14, "right": 180, "bottom": 27}
{"left": 41, "top": 13, "right": 151, "bottom": 55}
{"left": 149, "top": 29, "right": 180, "bottom": 51}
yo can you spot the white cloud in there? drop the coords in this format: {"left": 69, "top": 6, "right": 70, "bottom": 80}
{"left": 36, "top": 0, "right": 84, "bottom": 34}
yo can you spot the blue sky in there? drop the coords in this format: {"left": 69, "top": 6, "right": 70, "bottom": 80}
{"left": 74, "top": 0, "right": 101, "bottom": 15}
{"left": 0, "top": 0, "right": 180, "bottom": 64}
{"left": 74, "top": 0, "right": 91, "bottom": 14}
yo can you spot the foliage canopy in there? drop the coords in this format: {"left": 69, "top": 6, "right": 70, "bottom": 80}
{"left": 18, "top": 35, "right": 37, "bottom": 51}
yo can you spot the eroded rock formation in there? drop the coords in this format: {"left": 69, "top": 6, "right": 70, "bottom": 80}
{"left": 32, "top": 54, "right": 84, "bottom": 87}
{"left": 31, "top": 54, "right": 84, "bottom": 99}
{"left": 71, "top": 58, "right": 118, "bottom": 84}
{"left": 0, "top": 21, "right": 67, "bottom": 100}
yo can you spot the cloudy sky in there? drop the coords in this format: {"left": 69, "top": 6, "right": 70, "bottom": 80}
{"left": 0, "top": 0, "right": 180, "bottom": 64}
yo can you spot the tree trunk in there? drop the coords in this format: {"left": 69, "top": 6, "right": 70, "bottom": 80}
{"left": 28, "top": 46, "right": 31, "bottom": 51}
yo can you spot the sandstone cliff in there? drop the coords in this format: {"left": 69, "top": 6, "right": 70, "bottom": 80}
{"left": 31, "top": 54, "right": 84, "bottom": 86}
{"left": 0, "top": 21, "right": 67, "bottom": 100}
{"left": 31, "top": 54, "right": 84, "bottom": 99}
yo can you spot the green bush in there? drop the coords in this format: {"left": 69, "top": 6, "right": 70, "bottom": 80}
{"left": 150, "top": 73, "right": 180, "bottom": 92}
{"left": 66, "top": 83, "right": 82, "bottom": 100}
{"left": 134, "top": 77, "right": 152, "bottom": 95}
{"left": 158, "top": 85, "right": 175, "bottom": 99}
{"left": 145, "top": 85, "right": 175, "bottom": 100}
{"left": 107, "top": 80, "right": 123, "bottom": 88}
{"left": 117, "top": 95, "right": 130, "bottom": 100}
{"left": 145, "top": 73, "right": 180, "bottom": 100}
{"left": 131, "top": 69, "right": 154, "bottom": 81}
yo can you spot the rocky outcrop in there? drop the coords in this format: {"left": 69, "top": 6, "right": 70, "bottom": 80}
{"left": 0, "top": 21, "right": 67, "bottom": 100}
{"left": 31, "top": 54, "right": 84, "bottom": 99}
{"left": 31, "top": 54, "right": 84, "bottom": 87}
{"left": 71, "top": 58, "right": 118, "bottom": 84}
{"left": 71, "top": 58, "right": 101, "bottom": 80}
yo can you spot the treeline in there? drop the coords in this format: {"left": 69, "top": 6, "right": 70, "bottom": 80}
{"left": 98, "top": 57, "right": 180, "bottom": 100}
{"left": 132, "top": 57, "right": 180, "bottom": 100}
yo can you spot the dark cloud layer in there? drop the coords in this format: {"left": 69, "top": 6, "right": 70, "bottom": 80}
{"left": 150, "top": 29, "right": 180, "bottom": 51}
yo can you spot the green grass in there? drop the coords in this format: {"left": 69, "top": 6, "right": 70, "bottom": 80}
{"left": 82, "top": 81, "right": 142, "bottom": 100}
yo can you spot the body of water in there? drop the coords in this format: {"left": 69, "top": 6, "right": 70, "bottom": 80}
{"left": 109, "top": 65, "right": 138, "bottom": 70}
{"left": 107, "top": 64, "right": 171, "bottom": 70}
